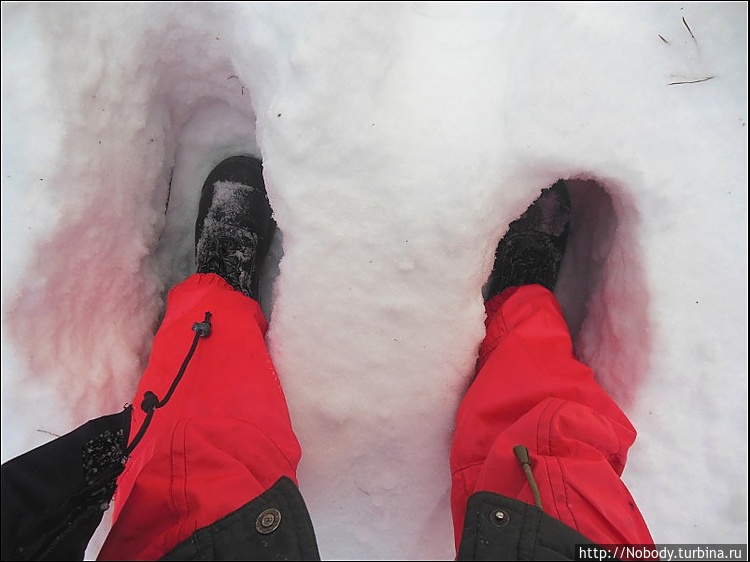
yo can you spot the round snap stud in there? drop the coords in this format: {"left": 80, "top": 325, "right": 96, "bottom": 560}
{"left": 490, "top": 508, "right": 509, "bottom": 527}
{"left": 256, "top": 508, "right": 282, "bottom": 534}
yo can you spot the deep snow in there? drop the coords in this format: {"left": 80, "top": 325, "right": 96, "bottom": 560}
{"left": 1, "top": 2, "right": 747, "bottom": 559}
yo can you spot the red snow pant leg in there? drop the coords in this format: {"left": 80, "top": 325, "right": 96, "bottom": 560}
{"left": 98, "top": 273, "right": 301, "bottom": 561}
{"left": 449, "top": 284, "right": 654, "bottom": 551}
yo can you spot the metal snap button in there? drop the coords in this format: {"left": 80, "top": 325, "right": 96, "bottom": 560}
{"left": 490, "top": 508, "right": 509, "bottom": 527}
{"left": 256, "top": 508, "right": 282, "bottom": 534}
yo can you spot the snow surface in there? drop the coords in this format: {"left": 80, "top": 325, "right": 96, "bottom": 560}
{"left": 1, "top": 2, "right": 747, "bottom": 560}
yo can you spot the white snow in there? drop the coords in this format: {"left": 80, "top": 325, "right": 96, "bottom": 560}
{"left": 1, "top": 2, "right": 747, "bottom": 560}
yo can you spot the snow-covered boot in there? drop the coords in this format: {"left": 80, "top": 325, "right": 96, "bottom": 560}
{"left": 195, "top": 155, "right": 276, "bottom": 301}
{"left": 485, "top": 180, "right": 571, "bottom": 301}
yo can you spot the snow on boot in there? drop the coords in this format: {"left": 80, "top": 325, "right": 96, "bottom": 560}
{"left": 195, "top": 155, "right": 276, "bottom": 301}
{"left": 485, "top": 180, "right": 571, "bottom": 301}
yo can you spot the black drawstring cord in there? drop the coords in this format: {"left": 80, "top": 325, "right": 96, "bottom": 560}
{"left": 513, "top": 444, "right": 544, "bottom": 511}
{"left": 124, "top": 312, "right": 212, "bottom": 457}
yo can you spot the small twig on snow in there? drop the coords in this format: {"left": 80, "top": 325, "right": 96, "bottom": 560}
{"left": 668, "top": 76, "right": 715, "bottom": 86}
{"left": 682, "top": 17, "right": 697, "bottom": 43}
{"left": 37, "top": 429, "right": 61, "bottom": 438}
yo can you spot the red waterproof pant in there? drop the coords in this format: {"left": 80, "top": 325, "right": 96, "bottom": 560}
{"left": 450, "top": 284, "right": 654, "bottom": 550}
{"left": 99, "top": 275, "right": 652, "bottom": 559}
{"left": 98, "top": 274, "right": 302, "bottom": 560}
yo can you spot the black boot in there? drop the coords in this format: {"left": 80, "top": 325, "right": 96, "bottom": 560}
{"left": 195, "top": 155, "right": 276, "bottom": 301}
{"left": 485, "top": 180, "right": 571, "bottom": 301}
